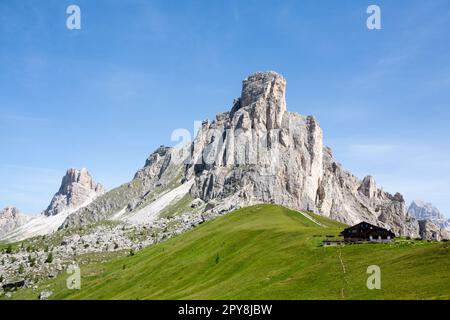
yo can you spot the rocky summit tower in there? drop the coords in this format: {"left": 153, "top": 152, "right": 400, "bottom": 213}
{"left": 43, "top": 168, "right": 105, "bottom": 217}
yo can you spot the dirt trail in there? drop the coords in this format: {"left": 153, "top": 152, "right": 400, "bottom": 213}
{"left": 338, "top": 247, "right": 349, "bottom": 299}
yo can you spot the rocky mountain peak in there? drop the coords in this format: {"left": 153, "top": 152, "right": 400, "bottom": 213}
{"left": 408, "top": 200, "right": 445, "bottom": 221}
{"left": 43, "top": 168, "right": 105, "bottom": 217}
{"left": 61, "top": 71, "right": 421, "bottom": 239}
{"left": 240, "top": 72, "right": 286, "bottom": 108}
{"left": 59, "top": 168, "right": 103, "bottom": 194}
{"left": 408, "top": 200, "right": 449, "bottom": 234}
{"left": 0, "top": 206, "right": 30, "bottom": 238}
{"left": 231, "top": 71, "right": 287, "bottom": 130}
{"left": 0, "top": 206, "right": 21, "bottom": 218}
{"left": 185, "top": 71, "right": 419, "bottom": 237}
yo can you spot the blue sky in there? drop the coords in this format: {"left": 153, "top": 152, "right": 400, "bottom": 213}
{"left": 1, "top": 0, "right": 450, "bottom": 217}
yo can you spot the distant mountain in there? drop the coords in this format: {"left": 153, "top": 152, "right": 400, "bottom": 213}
{"left": 0, "top": 168, "right": 104, "bottom": 242}
{"left": 408, "top": 200, "right": 450, "bottom": 231}
{"left": 43, "top": 168, "right": 105, "bottom": 217}
{"left": 0, "top": 206, "right": 31, "bottom": 238}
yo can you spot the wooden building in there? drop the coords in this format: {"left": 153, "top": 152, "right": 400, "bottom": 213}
{"left": 341, "top": 222, "right": 395, "bottom": 243}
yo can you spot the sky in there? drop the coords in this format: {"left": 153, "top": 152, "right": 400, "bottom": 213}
{"left": 1, "top": 0, "right": 450, "bottom": 217}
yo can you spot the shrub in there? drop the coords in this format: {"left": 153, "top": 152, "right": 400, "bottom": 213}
{"left": 6, "top": 244, "right": 13, "bottom": 254}
{"left": 28, "top": 255, "right": 36, "bottom": 267}
{"left": 129, "top": 249, "right": 135, "bottom": 257}
{"left": 45, "top": 252, "right": 54, "bottom": 263}
{"left": 215, "top": 253, "right": 220, "bottom": 264}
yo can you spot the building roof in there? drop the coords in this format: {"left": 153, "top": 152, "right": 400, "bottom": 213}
{"left": 341, "top": 221, "right": 396, "bottom": 237}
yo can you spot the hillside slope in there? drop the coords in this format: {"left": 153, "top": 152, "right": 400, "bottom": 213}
{"left": 7, "top": 205, "right": 450, "bottom": 300}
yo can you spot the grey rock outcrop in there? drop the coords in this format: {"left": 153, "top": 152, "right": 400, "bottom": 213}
{"left": 39, "top": 290, "right": 53, "bottom": 300}
{"left": 418, "top": 220, "right": 450, "bottom": 241}
{"left": 44, "top": 168, "right": 105, "bottom": 217}
{"left": 0, "top": 207, "right": 30, "bottom": 237}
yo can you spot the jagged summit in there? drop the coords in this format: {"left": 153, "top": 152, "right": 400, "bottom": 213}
{"left": 0, "top": 168, "right": 105, "bottom": 242}
{"left": 231, "top": 71, "right": 287, "bottom": 130}
{"left": 408, "top": 200, "right": 450, "bottom": 235}
{"left": 0, "top": 206, "right": 21, "bottom": 217}
{"left": 43, "top": 168, "right": 105, "bottom": 217}
{"left": 0, "top": 206, "right": 31, "bottom": 237}
{"left": 240, "top": 71, "right": 286, "bottom": 107}
{"left": 408, "top": 200, "right": 445, "bottom": 220}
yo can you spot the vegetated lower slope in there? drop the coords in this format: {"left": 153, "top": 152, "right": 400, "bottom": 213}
{"left": 9, "top": 205, "right": 450, "bottom": 300}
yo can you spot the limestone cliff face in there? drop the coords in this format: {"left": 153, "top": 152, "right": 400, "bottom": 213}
{"left": 0, "top": 207, "right": 30, "bottom": 237}
{"left": 185, "top": 71, "right": 419, "bottom": 237}
{"left": 44, "top": 168, "right": 105, "bottom": 217}
{"left": 186, "top": 72, "right": 324, "bottom": 217}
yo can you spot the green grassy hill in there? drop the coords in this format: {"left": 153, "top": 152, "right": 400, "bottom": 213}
{"left": 7, "top": 204, "right": 450, "bottom": 300}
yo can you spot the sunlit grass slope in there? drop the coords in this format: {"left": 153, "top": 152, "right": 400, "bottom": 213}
{"left": 9, "top": 204, "right": 450, "bottom": 300}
